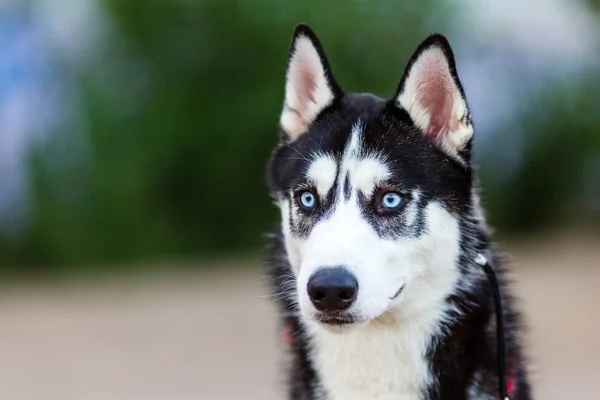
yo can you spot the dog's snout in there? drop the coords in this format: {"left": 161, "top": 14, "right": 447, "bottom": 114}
{"left": 307, "top": 267, "right": 358, "bottom": 312}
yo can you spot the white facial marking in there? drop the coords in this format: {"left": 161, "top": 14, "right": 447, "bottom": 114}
{"left": 403, "top": 189, "right": 421, "bottom": 228}
{"left": 350, "top": 156, "right": 390, "bottom": 196}
{"left": 306, "top": 155, "right": 337, "bottom": 198}
{"left": 336, "top": 122, "right": 363, "bottom": 188}
{"left": 279, "top": 197, "right": 302, "bottom": 275}
{"left": 334, "top": 123, "right": 390, "bottom": 197}
{"left": 280, "top": 36, "right": 335, "bottom": 140}
{"left": 304, "top": 202, "right": 462, "bottom": 400}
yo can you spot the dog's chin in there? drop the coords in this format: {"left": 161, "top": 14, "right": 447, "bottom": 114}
{"left": 301, "top": 287, "right": 406, "bottom": 334}
{"left": 304, "top": 312, "right": 368, "bottom": 334}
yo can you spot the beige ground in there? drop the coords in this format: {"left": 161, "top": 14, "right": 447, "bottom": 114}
{"left": 0, "top": 236, "right": 598, "bottom": 400}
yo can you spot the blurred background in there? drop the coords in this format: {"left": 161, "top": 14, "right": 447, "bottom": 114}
{"left": 0, "top": 0, "right": 598, "bottom": 399}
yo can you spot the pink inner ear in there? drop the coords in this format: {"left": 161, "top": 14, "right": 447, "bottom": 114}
{"left": 296, "top": 57, "right": 317, "bottom": 112}
{"left": 415, "top": 60, "right": 454, "bottom": 140}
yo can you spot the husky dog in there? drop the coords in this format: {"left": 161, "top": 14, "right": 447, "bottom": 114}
{"left": 267, "top": 24, "right": 532, "bottom": 400}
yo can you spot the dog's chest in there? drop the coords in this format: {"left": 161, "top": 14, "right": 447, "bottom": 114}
{"left": 308, "top": 319, "right": 436, "bottom": 400}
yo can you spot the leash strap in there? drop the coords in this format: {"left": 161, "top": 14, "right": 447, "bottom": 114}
{"left": 476, "top": 253, "right": 510, "bottom": 400}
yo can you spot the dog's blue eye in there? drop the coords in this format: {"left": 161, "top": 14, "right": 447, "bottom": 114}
{"left": 382, "top": 192, "right": 403, "bottom": 209}
{"left": 300, "top": 191, "right": 316, "bottom": 208}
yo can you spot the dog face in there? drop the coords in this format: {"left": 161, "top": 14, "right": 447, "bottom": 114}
{"left": 269, "top": 25, "right": 474, "bottom": 332}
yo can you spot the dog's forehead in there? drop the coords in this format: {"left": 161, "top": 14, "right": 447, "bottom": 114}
{"left": 308, "top": 96, "right": 422, "bottom": 157}
{"left": 270, "top": 91, "right": 468, "bottom": 206}
{"left": 294, "top": 95, "right": 418, "bottom": 186}
{"left": 305, "top": 122, "right": 392, "bottom": 197}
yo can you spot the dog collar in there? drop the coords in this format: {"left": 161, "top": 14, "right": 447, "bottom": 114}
{"left": 506, "top": 371, "right": 515, "bottom": 397}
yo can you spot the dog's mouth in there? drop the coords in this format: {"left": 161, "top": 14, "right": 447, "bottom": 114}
{"left": 308, "top": 284, "right": 406, "bottom": 329}
{"left": 389, "top": 284, "right": 405, "bottom": 300}
{"left": 314, "top": 313, "right": 356, "bottom": 326}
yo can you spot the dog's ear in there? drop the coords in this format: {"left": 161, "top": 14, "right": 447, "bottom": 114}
{"left": 395, "top": 34, "right": 472, "bottom": 161}
{"left": 280, "top": 24, "right": 343, "bottom": 141}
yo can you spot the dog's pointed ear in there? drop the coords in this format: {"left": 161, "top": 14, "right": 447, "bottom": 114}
{"left": 395, "top": 34, "right": 473, "bottom": 160}
{"left": 280, "top": 24, "right": 343, "bottom": 141}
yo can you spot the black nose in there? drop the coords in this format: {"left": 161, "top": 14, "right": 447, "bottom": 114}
{"left": 307, "top": 267, "right": 358, "bottom": 312}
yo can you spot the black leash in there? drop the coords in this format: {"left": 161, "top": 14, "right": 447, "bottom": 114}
{"left": 476, "top": 253, "right": 509, "bottom": 400}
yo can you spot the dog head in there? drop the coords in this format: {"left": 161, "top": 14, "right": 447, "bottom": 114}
{"left": 269, "top": 24, "right": 474, "bottom": 332}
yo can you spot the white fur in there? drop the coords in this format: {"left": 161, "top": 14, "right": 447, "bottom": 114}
{"left": 304, "top": 202, "right": 462, "bottom": 400}
{"left": 304, "top": 125, "right": 389, "bottom": 198}
{"left": 280, "top": 197, "right": 302, "bottom": 275}
{"left": 297, "top": 198, "right": 405, "bottom": 322}
{"left": 348, "top": 156, "right": 390, "bottom": 196}
{"left": 396, "top": 46, "right": 473, "bottom": 158}
{"left": 336, "top": 122, "right": 363, "bottom": 188}
{"left": 403, "top": 189, "right": 421, "bottom": 228}
{"left": 280, "top": 36, "right": 335, "bottom": 140}
{"left": 307, "top": 155, "right": 338, "bottom": 198}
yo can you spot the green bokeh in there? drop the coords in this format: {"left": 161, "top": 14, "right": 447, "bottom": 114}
{"left": 1, "top": 1, "right": 598, "bottom": 272}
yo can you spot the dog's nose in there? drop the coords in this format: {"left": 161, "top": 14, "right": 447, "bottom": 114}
{"left": 307, "top": 267, "right": 358, "bottom": 312}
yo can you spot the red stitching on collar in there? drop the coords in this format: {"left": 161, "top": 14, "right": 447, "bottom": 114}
{"left": 498, "top": 366, "right": 516, "bottom": 399}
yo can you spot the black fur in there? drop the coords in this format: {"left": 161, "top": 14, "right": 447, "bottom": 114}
{"left": 266, "top": 24, "right": 531, "bottom": 400}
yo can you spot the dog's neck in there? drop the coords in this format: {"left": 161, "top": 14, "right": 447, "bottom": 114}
{"left": 302, "top": 243, "right": 494, "bottom": 400}
{"left": 306, "top": 295, "right": 454, "bottom": 400}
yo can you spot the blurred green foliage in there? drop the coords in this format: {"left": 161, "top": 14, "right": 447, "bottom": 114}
{"left": 0, "top": 0, "right": 598, "bottom": 271}
{"left": 0, "top": 0, "right": 450, "bottom": 269}
{"left": 480, "top": 74, "right": 600, "bottom": 234}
